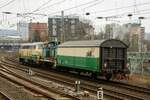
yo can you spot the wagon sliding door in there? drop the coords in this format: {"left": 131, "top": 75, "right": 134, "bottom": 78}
{"left": 101, "top": 47, "right": 125, "bottom": 71}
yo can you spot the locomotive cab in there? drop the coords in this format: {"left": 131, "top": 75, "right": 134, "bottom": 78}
{"left": 42, "top": 41, "right": 58, "bottom": 65}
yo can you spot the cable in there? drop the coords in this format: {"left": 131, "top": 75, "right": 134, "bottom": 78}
{"left": 90, "top": 1, "right": 150, "bottom": 14}
{"left": 23, "top": 1, "right": 150, "bottom": 17}
{"left": 97, "top": 8, "right": 150, "bottom": 19}
{"left": 134, "top": 11, "right": 150, "bottom": 16}
{"left": 0, "top": 0, "right": 12, "bottom": 6}
{"left": 47, "top": 0, "right": 105, "bottom": 15}
{"left": 22, "top": 0, "right": 27, "bottom": 12}
{"left": 35, "top": 0, "right": 66, "bottom": 12}
{"left": 25, "top": 6, "right": 150, "bottom": 18}
{"left": 31, "top": 0, "right": 53, "bottom": 13}
{"left": 82, "top": 0, "right": 104, "bottom": 17}
{"left": 0, "top": 0, "right": 16, "bottom": 9}
{"left": 60, "top": 0, "right": 102, "bottom": 11}
{"left": 82, "top": 0, "right": 104, "bottom": 10}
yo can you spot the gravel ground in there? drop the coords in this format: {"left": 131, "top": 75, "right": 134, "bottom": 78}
{"left": 0, "top": 92, "right": 9, "bottom": 100}
{"left": 128, "top": 74, "right": 150, "bottom": 88}
{"left": 0, "top": 76, "right": 48, "bottom": 100}
{"left": 0, "top": 65, "right": 97, "bottom": 100}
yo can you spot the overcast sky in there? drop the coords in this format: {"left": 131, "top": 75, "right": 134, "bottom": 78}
{"left": 0, "top": 0, "right": 150, "bottom": 32}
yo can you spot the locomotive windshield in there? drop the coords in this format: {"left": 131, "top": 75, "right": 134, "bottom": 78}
{"left": 48, "top": 43, "right": 54, "bottom": 48}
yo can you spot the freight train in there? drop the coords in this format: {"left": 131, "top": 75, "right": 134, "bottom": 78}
{"left": 18, "top": 39, "right": 130, "bottom": 80}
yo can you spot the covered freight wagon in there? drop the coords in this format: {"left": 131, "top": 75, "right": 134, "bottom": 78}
{"left": 56, "top": 39, "right": 129, "bottom": 80}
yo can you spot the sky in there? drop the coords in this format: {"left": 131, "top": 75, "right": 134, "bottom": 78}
{"left": 0, "top": 0, "right": 150, "bottom": 32}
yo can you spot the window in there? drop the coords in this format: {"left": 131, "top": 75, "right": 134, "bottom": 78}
{"left": 32, "top": 45, "right": 36, "bottom": 49}
{"left": 38, "top": 44, "right": 43, "bottom": 49}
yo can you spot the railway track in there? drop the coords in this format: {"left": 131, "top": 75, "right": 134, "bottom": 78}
{"left": 2, "top": 56, "right": 150, "bottom": 100}
{"left": 0, "top": 92, "right": 10, "bottom": 100}
{"left": 0, "top": 60, "right": 80, "bottom": 100}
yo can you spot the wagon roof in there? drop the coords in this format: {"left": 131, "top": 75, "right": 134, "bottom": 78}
{"left": 59, "top": 39, "right": 128, "bottom": 48}
{"left": 20, "top": 42, "right": 47, "bottom": 46}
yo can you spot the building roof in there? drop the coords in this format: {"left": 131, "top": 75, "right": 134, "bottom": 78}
{"left": 59, "top": 39, "right": 128, "bottom": 48}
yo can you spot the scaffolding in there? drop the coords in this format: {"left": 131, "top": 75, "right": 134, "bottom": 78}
{"left": 128, "top": 52, "right": 150, "bottom": 74}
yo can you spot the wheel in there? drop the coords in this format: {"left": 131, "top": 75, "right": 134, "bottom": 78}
{"left": 105, "top": 73, "right": 112, "bottom": 80}
{"left": 78, "top": 71, "right": 81, "bottom": 75}
{"left": 91, "top": 72, "right": 97, "bottom": 79}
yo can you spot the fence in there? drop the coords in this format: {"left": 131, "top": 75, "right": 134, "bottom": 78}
{"left": 128, "top": 52, "right": 150, "bottom": 74}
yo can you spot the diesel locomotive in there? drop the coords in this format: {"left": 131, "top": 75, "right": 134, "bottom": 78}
{"left": 18, "top": 39, "right": 130, "bottom": 80}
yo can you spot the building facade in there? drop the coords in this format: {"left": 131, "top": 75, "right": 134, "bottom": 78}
{"left": 29, "top": 22, "right": 48, "bottom": 42}
{"left": 48, "top": 16, "right": 94, "bottom": 42}
{"left": 17, "top": 21, "right": 29, "bottom": 41}
{"left": 121, "top": 23, "right": 145, "bottom": 52}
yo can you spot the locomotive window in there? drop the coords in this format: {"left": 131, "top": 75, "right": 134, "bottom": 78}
{"left": 22, "top": 45, "right": 29, "bottom": 49}
{"left": 48, "top": 44, "right": 52, "bottom": 47}
{"left": 22, "top": 46, "right": 25, "bottom": 49}
{"left": 32, "top": 45, "right": 36, "bottom": 49}
{"left": 20, "top": 46, "right": 24, "bottom": 49}
{"left": 48, "top": 43, "right": 54, "bottom": 48}
{"left": 43, "top": 44, "right": 48, "bottom": 48}
{"left": 38, "top": 44, "right": 43, "bottom": 49}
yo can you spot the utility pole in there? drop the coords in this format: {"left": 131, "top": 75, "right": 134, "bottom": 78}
{"left": 30, "top": 19, "right": 33, "bottom": 42}
{"left": 138, "top": 17, "right": 144, "bottom": 75}
{"left": 138, "top": 17, "right": 144, "bottom": 52}
{"left": 127, "top": 14, "right": 133, "bottom": 49}
{"left": 61, "top": 11, "right": 65, "bottom": 43}
{"left": 86, "top": 12, "right": 94, "bottom": 40}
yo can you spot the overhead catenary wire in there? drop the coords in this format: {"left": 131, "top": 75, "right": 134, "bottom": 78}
{"left": 16, "top": 7, "right": 150, "bottom": 19}
{"left": 97, "top": 8, "right": 150, "bottom": 20}
{"left": 11, "top": 0, "right": 150, "bottom": 18}
{"left": 21, "top": 0, "right": 101, "bottom": 16}
{"left": 0, "top": 0, "right": 13, "bottom": 6}
{"left": 46, "top": 1, "right": 150, "bottom": 16}
{"left": 82, "top": 0, "right": 104, "bottom": 10}
{"left": 1, "top": 0, "right": 150, "bottom": 24}
{"left": 82, "top": 0, "right": 104, "bottom": 17}
{"left": 136, "top": 12, "right": 150, "bottom": 16}
{"left": 22, "top": 0, "right": 27, "bottom": 13}
{"left": 21, "top": 7, "right": 150, "bottom": 18}
{"left": 47, "top": 0, "right": 106, "bottom": 16}
{"left": 2, "top": 1, "right": 150, "bottom": 19}
{"left": 90, "top": 1, "right": 150, "bottom": 14}
{"left": 33, "top": 0, "right": 66, "bottom": 12}
{"left": 31, "top": 0, "right": 53, "bottom": 13}
{"left": 0, "top": 0, "right": 16, "bottom": 9}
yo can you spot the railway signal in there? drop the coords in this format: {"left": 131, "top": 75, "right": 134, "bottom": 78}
{"left": 75, "top": 80, "right": 80, "bottom": 95}
{"left": 97, "top": 87, "right": 103, "bottom": 100}
{"left": 28, "top": 68, "right": 33, "bottom": 75}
